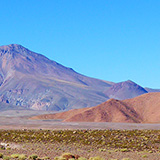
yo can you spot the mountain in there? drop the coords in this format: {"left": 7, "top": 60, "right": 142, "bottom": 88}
{"left": 144, "top": 87, "right": 160, "bottom": 93}
{"left": 0, "top": 44, "right": 112, "bottom": 111}
{"left": 104, "top": 80, "right": 148, "bottom": 100}
{"left": 0, "top": 44, "right": 159, "bottom": 111}
{"left": 32, "top": 92, "right": 160, "bottom": 123}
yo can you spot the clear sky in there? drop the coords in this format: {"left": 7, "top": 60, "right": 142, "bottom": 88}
{"left": 0, "top": 0, "right": 160, "bottom": 88}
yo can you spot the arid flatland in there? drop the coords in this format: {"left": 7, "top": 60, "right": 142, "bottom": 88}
{"left": 0, "top": 110, "right": 159, "bottom": 159}
{"left": 0, "top": 110, "right": 160, "bottom": 130}
{"left": 0, "top": 129, "right": 159, "bottom": 160}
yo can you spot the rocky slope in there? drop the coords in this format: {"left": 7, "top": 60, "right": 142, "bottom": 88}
{"left": 0, "top": 44, "right": 112, "bottom": 111}
{"left": 0, "top": 44, "right": 159, "bottom": 111}
{"left": 32, "top": 92, "right": 160, "bottom": 123}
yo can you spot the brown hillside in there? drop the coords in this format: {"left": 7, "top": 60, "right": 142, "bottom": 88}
{"left": 31, "top": 93, "right": 160, "bottom": 123}
{"left": 123, "top": 92, "right": 160, "bottom": 123}
{"left": 63, "top": 99, "right": 142, "bottom": 123}
{"left": 31, "top": 107, "right": 88, "bottom": 120}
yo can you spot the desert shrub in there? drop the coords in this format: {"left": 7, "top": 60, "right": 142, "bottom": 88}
{"left": 3, "top": 156, "right": 10, "bottom": 160}
{"left": 120, "top": 148, "right": 129, "bottom": 152}
{"left": 29, "top": 154, "right": 38, "bottom": 160}
{"left": 40, "top": 156, "right": 50, "bottom": 160}
{"left": 61, "top": 153, "right": 73, "bottom": 156}
{"left": 61, "top": 153, "right": 79, "bottom": 160}
{"left": 18, "top": 154, "right": 27, "bottom": 160}
{"left": 0, "top": 145, "right": 5, "bottom": 150}
{"left": 142, "top": 155, "right": 147, "bottom": 158}
{"left": 11, "top": 153, "right": 20, "bottom": 158}
{"left": 98, "top": 148, "right": 106, "bottom": 152}
{"left": 89, "top": 156, "right": 104, "bottom": 160}
{"left": 54, "top": 153, "right": 81, "bottom": 160}
{"left": 54, "top": 156, "right": 66, "bottom": 160}
{"left": 78, "top": 157, "right": 87, "bottom": 160}
{"left": 0, "top": 153, "right": 3, "bottom": 158}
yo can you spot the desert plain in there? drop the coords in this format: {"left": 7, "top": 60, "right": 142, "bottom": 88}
{"left": 0, "top": 110, "right": 159, "bottom": 160}
{"left": 0, "top": 45, "right": 159, "bottom": 159}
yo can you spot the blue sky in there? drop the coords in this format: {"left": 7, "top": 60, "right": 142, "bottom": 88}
{"left": 0, "top": 0, "right": 160, "bottom": 88}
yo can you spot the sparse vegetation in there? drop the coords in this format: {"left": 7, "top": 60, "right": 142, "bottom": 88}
{"left": 10, "top": 153, "right": 20, "bottom": 158}
{"left": 3, "top": 155, "right": 10, "bottom": 160}
{"left": 18, "top": 154, "right": 27, "bottom": 160}
{"left": 0, "top": 152, "right": 3, "bottom": 158}
{"left": 89, "top": 156, "right": 104, "bottom": 160}
{"left": 142, "top": 154, "right": 148, "bottom": 158}
{"left": 28, "top": 154, "right": 38, "bottom": 159}
{"left": 0, "top": 129, "right": 159, "bottom": 159}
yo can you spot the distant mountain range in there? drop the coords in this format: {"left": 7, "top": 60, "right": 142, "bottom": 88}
{"left": 32, "top": 92, "right": 160, "bottom": 123}
{"left": 0, "top": 44, "right": 159, "bottom": 111}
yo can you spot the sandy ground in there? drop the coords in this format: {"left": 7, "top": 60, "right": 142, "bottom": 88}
{"left": 0, "top": 129, "right": 159, "bottom": 160}
{"left": 0, "top": 110, "right": 160, "bottom": 130}
{"left": 0, "top": 118, "right": 160, "bottom": 130}
{"left": 0, "top": 142, "right": 159, "bottom": 160}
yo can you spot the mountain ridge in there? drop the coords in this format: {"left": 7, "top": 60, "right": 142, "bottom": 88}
{"left": 0, "top": 44, "right": 159, "bottom": 111}
{"left": 0, "top": 44, "right": 111, "bottom": 111}
{"left": 104, "top": 80, "right": 148, "bottom": 100}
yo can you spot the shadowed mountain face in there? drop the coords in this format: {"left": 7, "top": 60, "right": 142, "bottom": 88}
{"left": 0, "top": 44, "right": 112, "bottom": 111}
{"left": 32, "top": 92, "right": 160, "bottom": 123}
{"left": 0, "top": 44, "right": 159, "bottom": 111}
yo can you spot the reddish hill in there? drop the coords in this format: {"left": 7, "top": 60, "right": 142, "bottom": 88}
{"left": 123, "top": 92, "right": 160, "bottom": 123}
{"left": 31, "top": 92, "right": 160, "bottom": 123}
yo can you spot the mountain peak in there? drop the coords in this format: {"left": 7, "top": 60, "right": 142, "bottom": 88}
{"left": 105, "top": 80, "right": 148, "bottom": 100}
{"left": 126, "top": 80, "right": 134, "bottom": 83}
{"left": 118, "top": 80, "right": 143, "bottom": 87}
{"left": 0, "top": 44, "right": 25, "bottom": 50}
{"left": 0, "top": 44, "right": 31, "bottom": 56}
{"left": 0, "top": 44, "right": 112, "bottom": 111}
